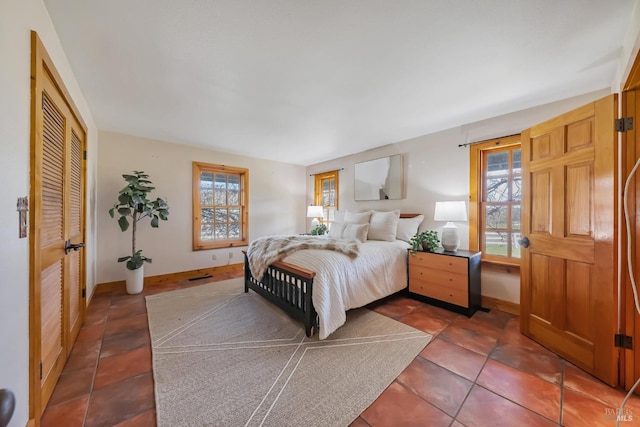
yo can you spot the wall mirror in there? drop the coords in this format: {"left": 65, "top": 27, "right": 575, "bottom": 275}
{"left": 354, "top": 154, "right": 403, "bottom": 201}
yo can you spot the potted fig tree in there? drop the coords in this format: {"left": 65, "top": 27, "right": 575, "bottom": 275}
{"left": 109, "top": 171, "right": 170, "bottom": 294}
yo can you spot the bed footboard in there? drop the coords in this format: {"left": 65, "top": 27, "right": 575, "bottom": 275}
{"left": 243, "top": 252, "right": 318, "bottom": 337}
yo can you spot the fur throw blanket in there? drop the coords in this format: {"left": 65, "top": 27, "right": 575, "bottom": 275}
{"left": 247, "top": 235, "right": 360, "bottom": 281}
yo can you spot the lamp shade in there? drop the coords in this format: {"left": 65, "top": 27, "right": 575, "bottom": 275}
{"left": 307, "top": 205, "right": 324, "bottom": 218}
{"left": 434, "top": 201, "right": 468, "bottom": 222}
{"left": 434, "top": 201, "right": 467, "bottom": 251}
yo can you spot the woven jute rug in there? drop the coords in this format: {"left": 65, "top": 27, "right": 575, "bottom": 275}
{"left": 146, "top": 278, "right": 432, "bottom": 427}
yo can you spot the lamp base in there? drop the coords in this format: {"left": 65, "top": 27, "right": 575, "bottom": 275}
{"left": 441, "top": 222, "right": 459, "bottom": 251}
{"left": 311, "top": 218, "right": 319, "bottom": 229}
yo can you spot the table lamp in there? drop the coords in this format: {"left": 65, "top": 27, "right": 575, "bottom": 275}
{"left": 307, "top": 205, "right": 324, "bottom": 228}
{"left": 434, "top": 201, "right": 468, "bottom": 251}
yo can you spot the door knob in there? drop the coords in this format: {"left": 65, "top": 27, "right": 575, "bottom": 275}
{"left": 64, "top": 239, "right": 85, "bottom": 255}
{"left": 517, "top": 236, "right": 530, "bottom": 248}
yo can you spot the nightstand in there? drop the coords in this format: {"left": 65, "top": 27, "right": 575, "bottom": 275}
{"left": 407, "top": 249, "right": 481, "bottom": 317}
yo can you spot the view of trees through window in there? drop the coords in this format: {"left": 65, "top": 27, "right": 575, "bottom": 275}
{"left": 192, "top": 162, "right": 248, "bottom": 250}
{"left": 483, "top": 147, "right": 521, "bottom": 259}
{"left": 199, "top": 172, "right": 241, "bottom": 241}
{"left": 321, "top": 177, "right": 336, "bottom": 223}
{"left": 314, "top": 170, "right": 339, "bottom": 228}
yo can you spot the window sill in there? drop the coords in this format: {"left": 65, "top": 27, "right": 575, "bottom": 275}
{"left": 481, "top": 260, "right": 520, "bottom": 275}
{"left": 193, "top": 240, "right": 248, "bottom": 251}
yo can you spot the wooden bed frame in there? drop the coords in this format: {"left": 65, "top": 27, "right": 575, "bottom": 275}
{"left": 243, "top": 214, "right": 420, "bottom": 338}
{"left": 243, "top": 253, "right": 318, "bottom": 337}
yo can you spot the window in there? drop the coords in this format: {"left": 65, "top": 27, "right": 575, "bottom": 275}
{"left": 314, "top": 170, "right": 339, "bottom": 228}
{"left": 192, "top": 162, "right": 248, "bottom": 250}
{"left": 469, "top": 135, "right": 521, "bottom": 267}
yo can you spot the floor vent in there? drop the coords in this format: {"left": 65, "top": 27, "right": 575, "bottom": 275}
{"left": 188, "top": 275, "right": 213, "bottom": 281}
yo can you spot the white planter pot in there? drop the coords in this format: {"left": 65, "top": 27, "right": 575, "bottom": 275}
{"left": 125, "top": 265, "right": 144, "bottom": 294}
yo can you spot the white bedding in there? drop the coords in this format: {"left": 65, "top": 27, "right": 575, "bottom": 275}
{"left": 281, "top": 239, "right": 410, "bottom": 339}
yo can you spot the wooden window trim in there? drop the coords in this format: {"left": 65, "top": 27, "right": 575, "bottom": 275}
{"left": 469, "top": 134, "right": 521, "bottom": 269}
{"left": 481, "top": 259, "right": 520, "bottom": 274}
{"left": 314, "top": 170, "right": 339, "bottom": 226}
{"left": 192, "top": 162, "right": 249, "bottom": 250}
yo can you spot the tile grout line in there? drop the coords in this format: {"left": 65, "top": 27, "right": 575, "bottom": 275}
{"left": 559, "top": 359, "right": 565, "bottom": 426}
{"left": 82, "top": 292, "right": 111, "bottom": 427}
{"left": 393, "top": 379, "right": 453, "bottom": 421}
{"left": 402, "top": 315, "right": 481, "bottom": 423}
{"left": 471, "top": 321, "right": 565, "bottom": 426}
{"left": 468, "top": 358, "right": 564, "bottom": 426}
{"left": 88, "top": 290, "right": 153, "bottom": 426}
{"left": 449, "top": 323, "right": 498, "bottom": 423}
{"left": 45, "top": 273, "right": 245, "bottom": 426}
{"left": 390, "top": 313, "right": 461, "bottom": 422}
{"left": 448, "top": 316, "right": 563, "bottom": 425}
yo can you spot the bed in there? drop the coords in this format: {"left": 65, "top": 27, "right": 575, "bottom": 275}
{"left": 244, "top": 212, "right": 424, "bottom": 339}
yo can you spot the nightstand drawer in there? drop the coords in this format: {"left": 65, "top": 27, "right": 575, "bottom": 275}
{"left": 409, "top": 264, "right": 468, "bottom": 291}
{"left": 406, "top": 249, "right": 481, "bottom": 317}
{"left": 409, "top": 279, "right": 469, "bottom": 308}
{"left": 409, "top": 251, "right": 468, "bottom": 273}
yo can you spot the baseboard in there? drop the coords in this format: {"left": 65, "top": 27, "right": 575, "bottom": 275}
{"left": 94, "top": 263, "right": 244, "bottom": 294}
{"left": 481, "top": 295, "right": 520, "bottom": 315}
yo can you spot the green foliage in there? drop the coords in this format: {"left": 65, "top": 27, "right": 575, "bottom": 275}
{"left": 108, "top": 171, "right": 170, "bottom": 270}
{"left": 117, "top": 250, "right": 152, "bottom": 271}
{"left": 311, "top": 224, "right": 328, "bottom": 235}
{"left": 409, "top": 230, "right": 440, "bottom": 254}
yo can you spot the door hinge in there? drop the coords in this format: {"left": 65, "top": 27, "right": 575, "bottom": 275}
{"left": 83, "top": 150, "right": 87, "bottom": 160}
{"left": 615, "top": 333, "right": 633, "bottom": 349}
{"left": 82, "top": 288, "right": 86, "bottom": 298}
{"left": 39, "top": 361, "right": 42, "bottom": 380}
{"left": 615, "top": 117, "right": 634, "bottom": 132}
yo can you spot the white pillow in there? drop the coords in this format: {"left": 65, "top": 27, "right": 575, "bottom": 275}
{"left": 333, "top": 210, "right": 345, "bottom": 223}
{"left": 328, "top": 221, "right": 369, "bottom": 242}
{"left": 396, "top": 215, "right": 425, "bottom": 242}
{"left": 328, "top": 221, "right": 345, "bottom": 238}
{"left": 368, "top": 210, "right": 401, "bottom": 241}
{"left": 342, "top": 223, "right": 370, "bottom": 243}
{"left": 344, "top": 210, "right": 373, "bottom": 224}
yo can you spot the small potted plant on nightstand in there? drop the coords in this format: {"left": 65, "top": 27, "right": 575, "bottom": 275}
{"left": 311, "top": 223, "right": 328, "bottom": 235}
{"left": 409, "top": 230, "right": 440, "bottom": 254}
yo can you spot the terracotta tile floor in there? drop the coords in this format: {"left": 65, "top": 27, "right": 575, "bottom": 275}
{"left": 42, "top": 272, "right": 640, "bottom": 426}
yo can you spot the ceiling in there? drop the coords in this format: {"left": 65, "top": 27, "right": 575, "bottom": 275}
{"left": 44, "top": 0, "right": 637, "bottom": 166}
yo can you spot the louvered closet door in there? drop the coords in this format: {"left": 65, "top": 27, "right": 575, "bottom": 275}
{"left": 39, "top": 88, "right": 67, "bottom": 408}
{"left": 36, "top": 68, "right": 86, "bottom": 410}
{"left": 67, "top": 127, "right": 84, "bottom": 346}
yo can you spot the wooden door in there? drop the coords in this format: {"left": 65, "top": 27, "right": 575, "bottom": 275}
{"left": 621, "top": 48, "right": 640, "bottom": 392}
{"left": 65, "top": 110, "right": 85, "bottom": 353}
{"left": 30, "top": 31, "right": 87, "bottom": 417}
{"left": 520, "top": 94, "right": 617, "bottom": 386}
{"left": 622, "top": 88, "right": 640, "bottom": 391}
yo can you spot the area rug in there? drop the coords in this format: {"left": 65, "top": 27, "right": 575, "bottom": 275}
{"left": 146, "top": 278, "right": 432, "bottom": 427}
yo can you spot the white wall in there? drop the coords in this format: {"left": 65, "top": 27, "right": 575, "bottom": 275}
{"left": 618, "top": 0, "right": 640, "bottom": 89}
{"left": 0, "top": 0, "right": 98, "bottom": 425}
{"left": 306, "top": 89, "right": 611, "bottom": 304}
{"left": 96, "top": 131, "right": 306, "bottom": 284}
